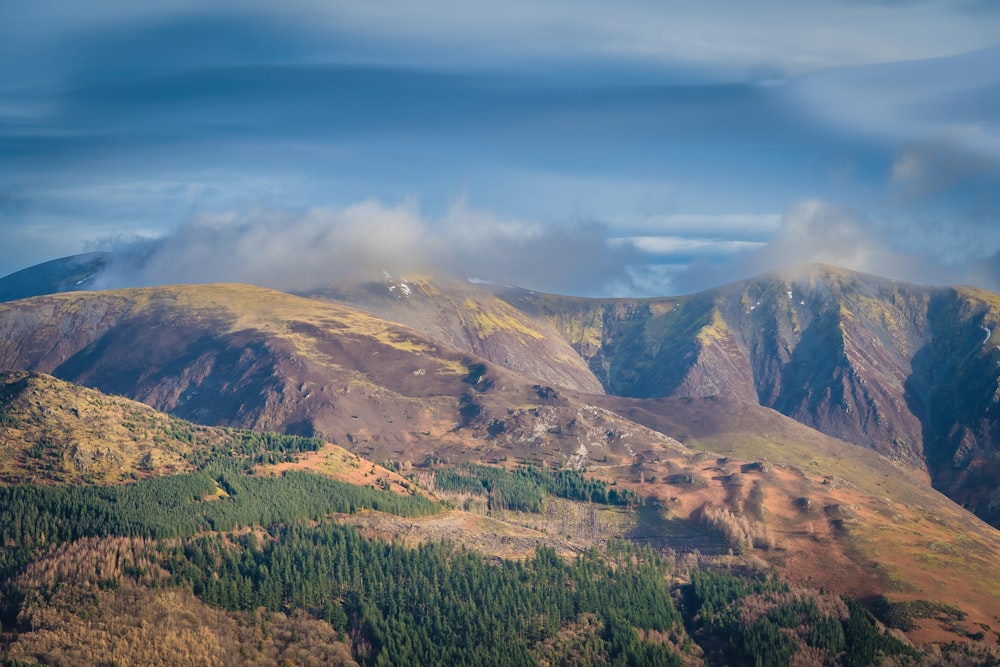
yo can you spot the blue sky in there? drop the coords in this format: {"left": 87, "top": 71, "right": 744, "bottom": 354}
{"left": 2, "top": 1, "right": 999, "bottom": 296}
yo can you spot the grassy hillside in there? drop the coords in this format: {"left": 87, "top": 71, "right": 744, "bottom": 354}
{"left": 596, "top": 394, "right": 1000, "bottom": 642}
{"left": 0, "top": 371, "right": 215, "bottom": 483}
{"left": 309, "top": 273, "right": 606, "bottom": 394}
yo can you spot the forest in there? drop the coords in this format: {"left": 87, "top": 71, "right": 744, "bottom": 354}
{"left": 0, "top": 428, "right": 964, "bottom": 666}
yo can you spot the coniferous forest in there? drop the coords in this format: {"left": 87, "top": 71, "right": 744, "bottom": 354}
{"left": 0, "top": 422, "right": 952, "bottom": 667}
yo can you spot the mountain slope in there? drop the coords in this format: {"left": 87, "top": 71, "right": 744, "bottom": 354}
{"left": 0, "top": 284, "right": 475, "bottom": 444}
{"left": 501, "top": 265, "right": 1000, "bottom": 524}
{"left": 3, "top": 281, "right": 1000, "bottom": 641}
{"left": 0, "top": 284, "right": 653, "bottom": 469}
{"left": 0, "top": 253, "right": 109, "bottom": 302}
{"left": 0, "top": 370, "right": 210, "bottom": 483}
{"left": 309, "top": 273, "right": 605, "bottom": 394}
{"left": 3, "top": 259, "right": 999, "bottom": 528}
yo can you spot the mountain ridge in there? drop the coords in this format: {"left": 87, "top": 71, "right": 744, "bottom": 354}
{"left": 4, "top": 263, "right": 1000, "bottom": 652}
{"left": 1, "top": 258, "right": 999, "bottom": 525}
{"left": 493, "top": 264, "right": 1000, "bottom": 524}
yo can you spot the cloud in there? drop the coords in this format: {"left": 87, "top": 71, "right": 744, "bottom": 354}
{"left": 5, "top": 1, "right": 998, "bottom": 87}
{"left": 669, "top": 199, "right": 969, "bottom": 293}
{"left": 611, "top": 214, "right": 782, "bottom": 239}
{"left": 3, "top": 1, "right": 999, "bottom": 300}
{"left": 95, "top": 201, "right": 432, "bottom": 290}
{"left": 889, "top": 126, "right": 1000, "bottom": 199}
{"left": 92, "top": 200, "right": 646, "bottom": 297}
{"left": 751, "top": 200, "right": 906, "bottom": 273}
{"left": 615, "top": 236, "right": 765, "bottom": 257}
{"left": 789, "top": 47, "right": 1000, "bottom": 157}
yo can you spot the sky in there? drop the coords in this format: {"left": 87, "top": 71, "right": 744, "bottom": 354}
{"left": 2, "top": 1, "right": 1000, "bottom": 297}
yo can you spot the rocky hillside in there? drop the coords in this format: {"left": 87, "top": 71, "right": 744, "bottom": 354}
{"left": 0, "top": 284, "right": 656, "bottom": 470}
{"left": 0, "top": 370, "right": 215, "bottom": 483}
{"left": 499, "top": 265, "right": 1000, "bottom": 524}
{"left": 1, "top": 259, "right": 999, "bottom": 527}
{"left": 309, "top": 274, "right": 605, "bottom": 394}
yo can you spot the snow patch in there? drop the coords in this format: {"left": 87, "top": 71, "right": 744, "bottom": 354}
{"left": 981, "top": 325, "right": 992, "bottom": 345}
{"left": 383, "top": 270, "right": 412, "bottom": 298}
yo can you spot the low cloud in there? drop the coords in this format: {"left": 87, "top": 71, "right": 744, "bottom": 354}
{"left": 87, "top": 195, "right": 1000, "bottom": 299}
{"left": 92, "top": 199, "right": 645, "bottom": 297}
{"left": 669, "top": 199, "right": 974, "bottom": 293}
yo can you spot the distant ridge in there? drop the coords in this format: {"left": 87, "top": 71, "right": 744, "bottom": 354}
{"left": 0, "top": 252, "right": 109, "bottom": 302}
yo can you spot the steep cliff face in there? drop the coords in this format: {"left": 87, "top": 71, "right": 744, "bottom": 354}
{"left": 720, "top": 267, "right": 934, "bottom": 469}
{"left": 501, "top": 265, "right": 1000, "bottom": 522}
{"left": 905, "top": 287, "right": 1000, "bottom": 523}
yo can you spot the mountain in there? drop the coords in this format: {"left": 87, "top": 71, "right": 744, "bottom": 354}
{"left": 497, "top": 265, "right": 1000, "bottom": 526}
{"left": 0, "top": 252, "right": 109, "bottom": 302}
{"left": 2, "top": 260, "right": 999, "bottom": 526}
{"left": 308, "top": 273, "right": 605, "bottom": 394}
{"left": 0, "top": 283, "right": 659, "bottom": 471}
{"left": 4, "top": 266, "right": 1000, "bottom": 655}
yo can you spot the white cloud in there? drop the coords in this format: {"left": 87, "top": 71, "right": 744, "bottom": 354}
{"left": 789, "top": 47, "right": 1000, "bottom": 156}
{"left": 288, "top": 0, "right": 1000, "bottom": 74}
{"left": 93, "top": 199, "right": 646, "bottom": 296}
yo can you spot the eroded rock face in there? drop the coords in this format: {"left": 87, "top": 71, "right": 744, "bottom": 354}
{"left": 501, "top": 265, "right": 1000, "bottom": 526}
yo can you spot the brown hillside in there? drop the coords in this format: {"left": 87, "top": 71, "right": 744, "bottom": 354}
{"left": 309, "top": 273, "right": 605, "bottom": 394}
{"left": 0, "top": 371, "right": 218, "bottom": 483}
{"left": 2, "top": 282, "right": 1000, "bottom": 635}
{"left": 499, "top": 264, "right": 1000, "bottom": 528}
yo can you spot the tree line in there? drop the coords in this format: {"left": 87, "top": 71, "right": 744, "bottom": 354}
{"left": 434, "top": 464, "right": 640, "bottom": 513}
{"left": 0, "top": 465, "right": 439, "bottom": 582}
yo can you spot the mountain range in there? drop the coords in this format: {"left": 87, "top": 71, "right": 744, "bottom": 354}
{"left": 2, "top": 254, "right": 1000, "bottom": 660}
{"left": 3, "top": 256, "right": 1000, "bottom": 525}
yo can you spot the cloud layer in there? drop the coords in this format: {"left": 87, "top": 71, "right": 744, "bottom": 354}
{"left": 1, "top": 1, "right": 999, "bottom": 296}
{"left": 93, "top": 201, "right": 647, "bottom": 297}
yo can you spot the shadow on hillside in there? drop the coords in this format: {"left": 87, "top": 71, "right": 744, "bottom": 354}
{"left": 627, "top": 500, "right": 730, "bottom": 555}
{"left": 903, "top": 289, "right": 1000, "bottom": 528}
